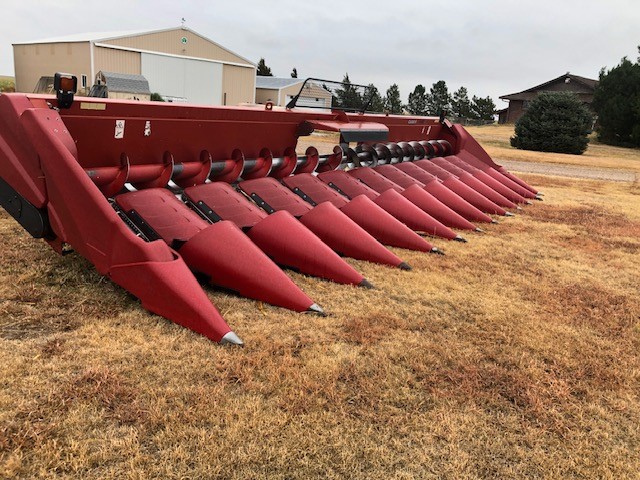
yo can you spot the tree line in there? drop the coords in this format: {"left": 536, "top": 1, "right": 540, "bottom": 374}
{"left": 257, "top": 57, "right": 495, "bottom": 120}
{"left": 330, "top": 75, "right": 495, "bottom": 121}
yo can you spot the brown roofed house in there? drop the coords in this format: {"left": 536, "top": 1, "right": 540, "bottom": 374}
{"left": 498, "top": 72, "right": 598, "bottom": 124}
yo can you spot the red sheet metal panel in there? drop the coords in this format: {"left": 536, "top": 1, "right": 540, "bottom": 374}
{"left": 17, "top": 106, "right": 236, "bottom": 343}
{"left": 115, "top": 188, "right": 316, "bottom": 313}
{"left": 394, "top": 162, "right": 492, "bottom": 223}
{"left": 282, "top": 173, "right": 349, "bottom": 209}
{"left": 240, "top": 177, "right": 406, "bottom": 268}
{"left": 240, "top": 177, "right": 313, "bottom": 218}
{"left": 284, "top": 173, "right": 432, "bottom": 252}
{"left": 316, "top": 170, "right": 380, "bottom": 200}
{"left": 183, "top": 182, "right": 267, "bottom": 229}
{"left": 184, "top": 183, "right": 366, "bottom": 286}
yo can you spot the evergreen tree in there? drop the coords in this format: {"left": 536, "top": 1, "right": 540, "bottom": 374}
{"left": 592, "top": 49, "right": 640, "bottom": 147}
{"left": 470, "top": 95, "right": 496, "bottom": 121}
{"left": 291, "top": 67, "right": 298, "bottom": 78}
{"left": 510, "top": 92, "right": 592, "bottom": 154}
{"left": 451, "top": 86, "right": 473, "bottom": 119}
{"left": 384, "top": 84, "right": 403, "bottom": 114}
{"left": 407, "top": 85, "right": 428, "bottom": 115}
{"left": 425, "top": 80, "right": 451, "bottom": 115}
{"left": 364, "top": 84, "right": 385, "bottom": 112}
{"left": 334, "top": 73, "right": 363, "bottom": 110}
{"left": 257, "top": 58, "right": 273, "bottom": 76}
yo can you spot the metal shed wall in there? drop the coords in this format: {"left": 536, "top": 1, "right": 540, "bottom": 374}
{"left": 222, "top": 65, "right": 256, "bottom": 105}
{"left": 141, "top": 53, "right": 222, "bottom": 105}
{"left": 94, "top": 47, "right": 141, "bottom": 75}
{"left": 13, "top": 42, "right": 91, "bottom": 93}
{"left": 255, "top": 88, "right": 277, "bottom": 104}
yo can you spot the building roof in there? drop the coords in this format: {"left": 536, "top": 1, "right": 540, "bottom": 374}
{"left": 99, "top": 71, "right": 150, "bottom": 94}
{"left": 13, "top": 29, "right": 162, "bottom": 45}
{"left": 13, "top": 26, "right": 255, "bottom": 67}
{"left": 255, "top": 77, "right": 332, "bottom": 100}
{"left": 500, "top": 72, "right": 598, "bottom": 101}
{"left": 255, "top": 77, "right": 303, "bottom": 90}
{"left": 297, "top": 83, "right": 333, "bottom": 99}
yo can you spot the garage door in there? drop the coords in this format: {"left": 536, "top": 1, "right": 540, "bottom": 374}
{"left": 141, "top": 53, "right": 222, "bottom": 106}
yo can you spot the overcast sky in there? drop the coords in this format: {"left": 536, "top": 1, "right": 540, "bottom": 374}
{"left": 2, "top": 0, "right": 639, "bottom": 106}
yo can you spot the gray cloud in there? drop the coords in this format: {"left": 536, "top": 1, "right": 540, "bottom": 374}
{"left": 2, "top": 0, "right": 638, "bottom": 105}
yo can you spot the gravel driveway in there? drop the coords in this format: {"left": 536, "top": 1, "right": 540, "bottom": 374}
{"left": 497, "top": 159, "right": 638, "bottom": 182}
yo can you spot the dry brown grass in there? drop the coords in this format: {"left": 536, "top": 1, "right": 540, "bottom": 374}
{"left": 2, "top": 162, "right": 640, "bottom": 476}
{"left": 466, "top": 124, "right": 640, "bottom": 174}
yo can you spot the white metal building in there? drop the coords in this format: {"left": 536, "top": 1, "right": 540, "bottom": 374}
{"left": 255, "top": 77, "right": 333, "bottom": 108}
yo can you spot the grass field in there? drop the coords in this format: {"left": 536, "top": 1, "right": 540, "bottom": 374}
{"left": 1, "top": 129, "right": 639, "bottom": 478}
{"left": 466, "top": 124, "right": 640, "bottom": 174}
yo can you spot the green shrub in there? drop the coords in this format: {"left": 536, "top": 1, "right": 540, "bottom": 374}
{"left": 510, "top": 92, "right": 593, "bottom": 154}
{"left": 150, "top": 92, "right": 164, "bottom": 102}
{"left": 0, "top": 78, "right": 15, "bottom": 93}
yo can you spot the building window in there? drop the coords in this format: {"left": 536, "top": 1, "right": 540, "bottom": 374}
{"left": 81, "top": 75, "right": 88, "bottom": 89}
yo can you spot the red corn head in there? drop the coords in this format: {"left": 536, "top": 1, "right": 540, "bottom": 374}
{"left": 347, "top": 168, "right": 459, "bottom": 239}
{"left": 183, "top": 182, "right": 366, "bottom": 286}
{"left": 115, "top": 188, "right": 317, "bottom": 313}
{"left": 394, "top": 162, "right": 493, "bottom": 223}
{"left": 374, "top": 164, "right": 479, "bottom": 231}
{"left": 239, "top": 177, "right": 408, "bottom": 269}
{"left": 413, "top": 160, "right": 508, "bottom": 215}
{"left": 282, "top": 173, "right": 433, "bottom": 252}
{"left": 431, "top": 158, "right": 517, "bottom": 209}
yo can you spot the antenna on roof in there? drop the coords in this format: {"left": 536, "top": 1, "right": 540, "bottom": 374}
{"left": 181, "top": 17, "right": 186, "bottom": 27}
